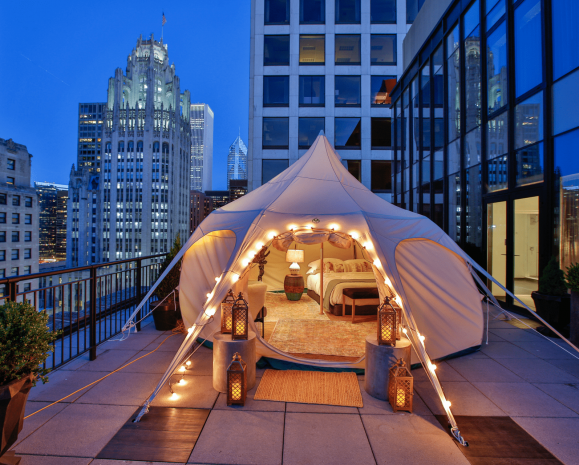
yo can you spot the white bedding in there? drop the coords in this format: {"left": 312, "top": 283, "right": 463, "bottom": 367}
{"left": 306, "top": 272, "right": 377, "bottom": 306}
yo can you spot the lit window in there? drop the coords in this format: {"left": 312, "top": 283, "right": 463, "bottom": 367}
{"left": 299, "top": 35, "right": 324, "bottom": 65}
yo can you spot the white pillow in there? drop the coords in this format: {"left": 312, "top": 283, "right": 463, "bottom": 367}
{"left": 307, "top": 258, "right": 344, "bottom": 271}
{"left": 344, "top": 259, "right": 373, "bottom": 273}
{"left": 306, "top": 267, "right": 319, "bottom": 275}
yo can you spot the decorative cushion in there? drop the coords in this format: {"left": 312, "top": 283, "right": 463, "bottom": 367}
{"left": 307, "top": 258, "right": 344, "bottom": 272}
{"left": 344, "top": 259, "right": 373, "bottom": 273}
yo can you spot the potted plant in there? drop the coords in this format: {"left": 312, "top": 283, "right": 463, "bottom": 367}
{"left": 0, "top": 300, "right": 58, "bottom": 461}
{"left": 565, "top": 263, "right": 579, "bottom": 345}
{"left": 531, "top": 257, "right": 570, "bottom": 333}
{"left": 151, "top": 234, "right": 183, "bottom": 331}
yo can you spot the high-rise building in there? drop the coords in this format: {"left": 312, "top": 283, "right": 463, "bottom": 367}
{"left": 77, "top": 103, "right": 105, "bottom": 169}
{"left": 0, "top": 138, "right": 39, "bottom": 294}
{"left": 229, "top": 179, "right": 248, "bottom": 202}
{"left": 248, "top": 0, "right": 424, "bottom": 197}
{"left": 204, "top": 190, "right": 230, "bottom": 211}
{"left": 190, "top": 189, "right": 207, "bottom": 233}
{"left": 190, "top": 103, "right": 214, "bottom": 192}
{"left": 67, "top": 34, "right": 192, "bottom": 266}
{"left": 227, "top": 135, "right": 248, "bottom": 189}
{"left": 35, "top": 182, "right": 68, "bottom": 262}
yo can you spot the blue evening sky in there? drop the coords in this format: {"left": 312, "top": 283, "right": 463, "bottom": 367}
{"left": 0, "top": 1, "right": 250, "bottom": 190}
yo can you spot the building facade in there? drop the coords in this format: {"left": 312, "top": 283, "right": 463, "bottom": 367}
{"left": 0, "top": 138, "right": 39, "bottom": 294}
{"left": 190, "top": 189, "right": 207, "bottom": 233}
{"left": 77, "top": 103, "right": 105, "bottom": 169}
{"left": 227, "top": 135, "right": 248, "bottom": 189}
{"left": 248, "top": 0, "right": 425, "bottom": 196}
{"left": 35, "top": 182, "right": 68, "bottom": 262}
{"left": 190, "top": 103, "right": 214, "bottom": 192}
{"left": 391, "top": 0, "right": 579, "bottom": 310}
{"left": 204, "top": 190, "right": 230, "bottom": 211}
{"left": 229, "top": 179, "right": 248, "bottom": 201}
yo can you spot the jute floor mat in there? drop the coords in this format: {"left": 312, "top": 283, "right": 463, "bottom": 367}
{"left": 254, "top": 369, "right": 363, "bottom": 407}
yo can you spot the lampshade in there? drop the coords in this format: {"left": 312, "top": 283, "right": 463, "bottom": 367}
{"left": 286, "top": 249, "right": 304, "bottom": 263}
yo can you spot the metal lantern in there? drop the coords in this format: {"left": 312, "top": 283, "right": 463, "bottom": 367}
{"left": 221, "top": 289, "right": 236, "bottom": 334}
{"left": 388, "top": 358, "right": 413, "bottom": 413}
{"left": 377, "top": 296, "right": 397, "bottom": 346}
{"left": 226, "top": 352, "right": 247, "bottom": 406}
{"left": 392, "top": 302, "right": 403, "bottom": 340}
{"left": 232, "top": 292, "right": 249, "bottom": 340}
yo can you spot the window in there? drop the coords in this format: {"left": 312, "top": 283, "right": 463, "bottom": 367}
{"left": 515, "top": 91, "right": 543, "bottom": 149}
{"left": 371, "top": 76, "right": 396, "bottom": 105}
{"left": 371, "top": 118, "right": 392, "bottom": 148}
{"left": 12, "top": 195, "right": 20, "bottom": 206}
{"left": 335, "top": 0, "right": 360, "bottom": 23}
{"left": 0, "top": 269, "right": 4, "bottom": 278}
{"left": 10, "top": 267, "right": 18, "bottom": 276}
{"left": 344, "top": 160, "right": 361, "bottom": 181}
{"left": 7, "top": 177, "right": 14, "bottom": 185}
{"left": 299, "top": 76, "right": 325, "bottom": 106}
{"left": 447, "top": 25, "right": 461, "bottom": 142}
{"left": 25, "top": 214, "right": 32, "bottom": 225}
{"left": 335, "top": 118, "right": 361, "bottom": 148}
{"left": 514, "top": 0, "right": 542, "bottom": 97}
{"left": 11, "top": 231, "right": 18, "bottom": 242}
{"left": 299, "top": 35, "right": 324, "bottom": 65}
{"left": 406, "top": 0, "right": 425, "bottom": 24}
{"left": 263, "top": 76, "right": 289, "bottom": 106}
{"left": 0, "top": 251, "right": 4, "bottom": 261}
{"left": 11, "top": 250, "right": 18, "bottom": 260}
{"left": 300, "top": 0, "right": 324, "bottom": 23}
{"left": 264, "top": 0, "right": 289, "bottom": 24}
{"left": 12, "top": 213, "right": 19, "bottom": 224}
{"left": 24, "top": 249, "right": 31, "bottom": 259}
{"left": 263, "top": 118, "right": 289, "bottom": 148}
{"left": 371, "top": 0, "right": 396, "bottom": 23}
{"left": 335, "top": 35, "right": 361, "bottom": 65}
{"left": 264, "top": 36, "right": 290, "bottom": 66}
{"left": 298, "top": 118, "right": 325, "bottom": 148}
{"left": 553, "top": 69, "right": 579, "bottom": 136}
{"left": 0, "top": 232, "right": 4, "bottom": 243}
{"left": 487, "top": 22, "right": 507, "bottom": 114}
{"left": 262, "top": 160, "right": 289, "bottom": 184}
{"left": 335, "top": 76, "right": 361, "bottom": 106}
{"left": 24, "top": 266, "right": 31, "bottom": 275}
{"left": 7, "top": 159, "right": 15, "bottom": 170}
{"left": 552, "top": 0, "right": 579, "bottom": 80}
{"left": 371, "top": 161, "right": 392, "bottom": 192}
{"left": 0, "top": 213, "right": 5, "bottom": 224}
{"left": 516, "top": 143, "right": 543, "bottom": 186}
{"left": 486, "top": 0, "right": 505, "bottom": 31}
{"left": 23, "top": 283, "right": 31, "bottom": 292}
{"left": 25, "top": 196, "right": 32, "bottom": 207}
{"left": 24, "top": 231, "right": 31, "bottom": 242}
{"left": 371, "top": 35, "right": 396, "bottom": 65}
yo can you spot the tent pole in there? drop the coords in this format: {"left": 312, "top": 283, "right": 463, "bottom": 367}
{"left": 320, "top": 242, "right": 324, "bottom": 314}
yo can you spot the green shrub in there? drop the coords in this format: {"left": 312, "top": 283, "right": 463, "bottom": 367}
{"left": 0, "top": 301, "right": 58, "bottom": 386}
{"left": 154, "top": 233, "right": 183, "bottom": 301}
{"left": 565, "top": 262, "right": 579, "bottom": 293}
{"left": 538, "top": 257, "right": 568, "bottom": 296}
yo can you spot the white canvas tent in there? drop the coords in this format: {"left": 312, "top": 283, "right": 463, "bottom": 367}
{"left": 121, "top": 133, "right": 510, "bottom": 443}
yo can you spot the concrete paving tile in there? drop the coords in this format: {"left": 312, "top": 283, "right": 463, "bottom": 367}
{"left": 76, "top": 349, "right": 140, "bottom": 372}
{"left": 119, "top": 349, "right": 177, "bottom": 374}
{"left": 188, "top": 410, "right": 284, "bottom": 465}
{"left": 74, "top": 372, "right": 161, "bottom": 406}
{"left": 497, "top": 357, "right": 579, "bottom": 383}
{"left": 513, "top": 417, "right": 579, "bottom": 465}
{"left": 485, "top": 331, "right": 506, "bottom": 342}
{"left": 362, "top": 414, "right": 470, "bottom": 465}
{"left": 412, "top": 362, "right": 466, "bottom": 383}
{"left": 183, "top": 346, "right": 213, "bottom": 376}
{"left": 549, "top": 359, "right": 579, "bottom": 379}
{"left": 151, "top": 375, "right": 218, "bottom": 409}
{"left": 415, "top": 381, "right": 506, "bottom": 416}
{"left": 144, "top": 333, "right": 186, "bottom": 352}
{"left": 283, "top": 413, "right": 375, "bottom": 465}
{"left": 213, "top": 383, "right": 285, "bottom": 411}
{"left": 511, "top": 340, "right": 577, "bottom": 360}
{"left": 473, "top": 382, "right": 578, "bottom": 417}
{"left": 28, "top": 370, "right": 105, "bottom": 402}
{"left": 92, "top": 461, "right": 184, "bottom": 465}
{"left": 98, "top": 333, "right": 162, "bottom": 351}
{"left": 18, "top": 456, "right": 92, "bottom": 465}
{"left": 533, "top": 383, "right": 579, "bottom": 414}
{"left": 480, "top": 341, "right": 539, "bottom": 359}
{"left": 488, "top": 318, "right": 516, "bottom": 329}
{"left": 285, "top": 401, "right": 358, "bottom": 414}
{"left": 489, "top": 328, "right": 544, "bottom": 342}
{"left": 13, "top": 401, "right": 69, "bottom": 447}
{"left": 446, "top": 358, "right": 525, "bottom": 383}
{"left": 357, "top": 379, "right": 432, "bottom": 416}
{"left": 15, "top": 403, "right": 135, "bottom": 457}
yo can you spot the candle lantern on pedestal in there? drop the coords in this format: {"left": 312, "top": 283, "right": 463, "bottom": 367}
{"left": 232, "top": 292, "right": 249, "bottom": 340}
{"left": 226, "top": 352, "right": 247, "bottom": 406}
{"left": 388, "top": 358, "right": 413, "bottom": 413}
{"left": 221, "top": 289, "right": 236, "bottom": 334}
{"left": 377, "top": 296, "right": 397, "bottom": 346}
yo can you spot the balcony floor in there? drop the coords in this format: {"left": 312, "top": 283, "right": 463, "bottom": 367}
{"left": 10, "top": 312, "right": 579, "bottom": 465}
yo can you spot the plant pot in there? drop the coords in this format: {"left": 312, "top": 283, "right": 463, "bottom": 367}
{"left": 531, "top": 291, "right": 571, "bottom": 332}
{"left": 151, "top": 299, "right": 181, "bottom": 331}
{"left": 0, "top": 374, "right": 35, "bottom": 461}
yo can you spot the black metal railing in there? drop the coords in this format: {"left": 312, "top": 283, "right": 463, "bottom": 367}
{"left": 0, "top": 254, "right": 167, "bottom": 370}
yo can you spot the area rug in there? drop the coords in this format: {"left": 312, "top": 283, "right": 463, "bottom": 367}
{"left": 254, "top": 369, "right": 363, "bottom": 407}
{"left": 268, "top": 319, "right": 374, "bottom": 357}
{"left": 265, "top": 292, "right": 329, "bottom": 322}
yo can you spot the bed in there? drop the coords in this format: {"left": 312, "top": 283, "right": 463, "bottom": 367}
{"left": 306, "top": 272, "right": 379, "bottom": 316}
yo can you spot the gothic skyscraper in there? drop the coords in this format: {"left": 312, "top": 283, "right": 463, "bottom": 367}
{"left": 227, "top": 135, "right": 247, "bottom": 189}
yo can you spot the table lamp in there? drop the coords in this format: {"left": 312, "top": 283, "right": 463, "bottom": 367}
{"left": 286, "top": 248, "right": 304, "bottom": 275}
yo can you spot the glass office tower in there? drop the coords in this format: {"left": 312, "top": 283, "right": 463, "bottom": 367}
{"left": 391, "top": 0, "right": 579, "bottom": 310}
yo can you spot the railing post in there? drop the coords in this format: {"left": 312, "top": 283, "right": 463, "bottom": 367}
{"left": 89, "top": 267, "right": 97, "bottom": 361}
{"left": 136, "top": 259, "right": 143, "bottom": 332}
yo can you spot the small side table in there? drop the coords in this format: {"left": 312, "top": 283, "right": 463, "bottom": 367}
{"left": 284, "top": 274, "right": 304, "bottom": 301}
{"left": 213, "top": 331, "right": 257, "bottom": 393}
{"left": 364, "top": 335, "right": 411, "bottom": 401}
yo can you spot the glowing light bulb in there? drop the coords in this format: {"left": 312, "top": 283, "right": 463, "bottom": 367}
{"left": 268, "top": 231, "right": 278, "bottom": 239}
{"left": 215, "top": 276, "right": 221, "bottom": 283}
{"left": 288, "top": 224, "right": 297, "bottom": 231}
{"left": 402, "top": 327, "right": 408, "bottom": 335}
{"left": 178, "top": 378, "right": 186, "bottom": 385}
{"left": 395, "top": 296, "right": 402, "bottom": 307}
{"left": 206, "top": 292, "right": 212, "bottom": 299}
{"left": 232, "top": 274, "right": 239, "bottom": 283}
{"left": 179, "top": 365, "right": 186, "bottom": 372}
{"left": 443, "top": 400, "right": 451, "bottom": 408}
{"left": 384, "top": 276, "right": 392, "bottom": 287}
{"left": 419, "top": 335, "right": 425, "bottom": 343}
{"left": 187, "top": 327, "right": 194, "bottom": 334}
{"left": 329, "top": 223, "right": 340, "bottom": 230}
{"left": 364, "top": 241, "right": 373, "bottom": 250}
{"left": 349, "top": 231, "right": 359, "bottom": 240}
{"left": 242, "top": 259, "right": 250, "bottom": 267}
{"left": 373, "top": 259, "right": 380, "bottom": 267}
{"left": 205, "top": 307, "right": 216, "bottom": 316}
{"left": 186, "top": 360, "right": 192, "bottom": 366}
{"left": 429, "top": 362, "right": 437, "bottom": 371}
{"left": 170, "top": 392, "right": 179, "bottom": 400}
{"left": 256, "top": 242, "right": 264, "bottom": 250}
